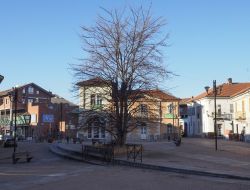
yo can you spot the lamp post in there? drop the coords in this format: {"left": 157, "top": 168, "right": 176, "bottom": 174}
{"left": 9, "top": 87, "right": 31, "bottom": 162}
{"left": 205, "top": 80, "right": 219, "bottom": 151}
{"left": 0, "top": 74, "right": 4, "bottom": 84}
{"left": 9, "top": 87, "right": 18, "bottom": 155}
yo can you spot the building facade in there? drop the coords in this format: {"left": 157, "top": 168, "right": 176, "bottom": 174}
{"left": 77, "top": 78, "right": 181, "bottom": 142}
{"left": 0, "top": 83, "right": 78, "bottom": 140}
{"left": 184, "top": 78, "right": 250, "bottom": 141}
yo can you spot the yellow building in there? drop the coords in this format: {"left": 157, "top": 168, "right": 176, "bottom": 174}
{"left": 77, "top": 78, "right": 180, "bottom": 142}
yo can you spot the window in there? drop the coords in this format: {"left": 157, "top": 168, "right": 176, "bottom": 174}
{"left": 242, "top": 100, "right": 245, "bottom": 112}
{"left": 140, "top": 104, "right": 148, "bottom": 117}
{"left": 90, "top": 94, "right": 102, "bottom": 108}
{"left": 101, "top": 127, "right": 105, "bottom": 138}
{"left": 217, "top": 104, "right": 222, "bottom": 116}
{"left": 217, "top": 124, "right": 222, "bottom": 136}
{"left": 168, "top": 104, "right": 173, "bottom": 113}
{"left": 93, "top": 127, "right": 99, "bottom": 138}
{"left": 28, "top": 86, "right": 34, "bottom": 94}
{"left": 141, "top": 127, "right": 147, "bottom": 135}
{"left": 96, "top": 94, "right": 102, "bottom": 105}
{"left": 36, "top": 90, "right": 39, "bottom": 94}
{"left": 90, "top": 94, "right": 95, "bottom": 106}
{"left": 230, "top": 104, "right": 234, "bottom": 113}
{"left": 167, "top": 124, "right": 172, "bottom": 133}
{"left": 88, "top": 128, "right": 91, "bottom": 138}
{"left": 5, "top": 98, "right": 8, "bottom": 105}
{"left": 28, "top": 98, "right": 33, "bottom": 103}
{"left": 22, "top": 88, "right": 26, "bottom": 94}
{"left": 249, "top": 98, "right": 250, "bottom": 112}
{"left": 197, "top": 113, "right": 200, "bottom": 119}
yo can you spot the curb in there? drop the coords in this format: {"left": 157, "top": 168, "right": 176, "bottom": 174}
{"left": 113, "top": 159, "right": 250, "bottom": 181}
{"left": 51, "top": 144, "right": 250, "bottom": 181}
{"left": 49, "top": 144, "right": 107, "bottom": 166}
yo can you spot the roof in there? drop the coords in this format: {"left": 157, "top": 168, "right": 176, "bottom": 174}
{"left": 193, "top": 82, "right": 250, "bottom": 101}
{"left": 0, "top": 83, "right": 54, "bottom": 97}
{"left": 76, "top": 77, "right": 109, "bottom": 87}
{"left": 139, "top": 89, "right": 180, "bottom": 101}
{"left": 51, "top": 95, "right": 77, "bottom": 107}
{"left": 0, "top": 89, "right": 12, "bottom": 97}
{"left": 180, "top": 98, "right": 192, "bottom": 104}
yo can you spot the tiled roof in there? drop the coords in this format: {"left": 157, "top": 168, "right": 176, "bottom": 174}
{"left": 0, "top": 83, "right": 53, "bottom": 97}
{"left": 0, "top": 89, "right": 12, "bottom": 97}
{"left": 76, "top": 77, "right": 109, "bottom": 87}
{"left": 141, "top": 89, "right": 180, "bottom": 101}
{"left": 193, "top": 82, "right": 250, "bottom": 100}
{"left": 180, "top": 98, "right": 192, "bottom": 104}
{"left": 51, "top": 95, "right": 77, "bottom": 107}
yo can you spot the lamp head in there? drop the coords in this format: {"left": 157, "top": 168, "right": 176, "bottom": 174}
{"left": 23, "top": 112, "right": 31, "bottom": 125}
{"left": 0, "top": 74, "right": 4, "bottom": 84}
{"left": 204, "top": 86, "right": 210, "bottom": 94}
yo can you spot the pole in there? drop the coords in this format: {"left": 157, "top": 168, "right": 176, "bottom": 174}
{"left": 60, "top": 103, "right": 63, "bottom": 140}
{"left": 172, "top": 102, "right": 174, "bottom": 131}
{"left": 13, "top": 87, "right": 18, "bottom": 154}
{"left": 213, "top": 80, "right": 218, "bottom": 151}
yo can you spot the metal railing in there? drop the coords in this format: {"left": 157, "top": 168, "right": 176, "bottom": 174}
{"left": 126, "top": 144, "right": 143, "bottom": 163}
{"left": 211, "top": 112, "right": 233, "bottom": 120}
{"left": 83, "top": 145, "right": 114, "bottom": 163}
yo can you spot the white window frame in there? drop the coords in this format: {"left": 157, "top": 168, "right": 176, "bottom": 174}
{"left": 28, "top": 86, "right": 34, "bottom": 94}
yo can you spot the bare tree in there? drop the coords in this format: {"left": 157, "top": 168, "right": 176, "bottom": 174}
{"left": 72, "top": 5, "right": 172, "bottom": 146}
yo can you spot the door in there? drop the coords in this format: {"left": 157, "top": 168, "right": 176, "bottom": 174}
{"left": 141, "top": 127, "right": 147, "bottom": 140}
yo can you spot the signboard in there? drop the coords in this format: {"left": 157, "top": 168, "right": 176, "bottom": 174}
{"left": 164, "top": 113, "right": 175, "bottom": 119}
{"left": 42, "top": 114, "right": 54, "bottom": 123}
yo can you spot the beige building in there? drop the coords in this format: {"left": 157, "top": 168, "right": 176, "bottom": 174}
{"left": 77, "top": 78, "right": 180, "bottom": 142}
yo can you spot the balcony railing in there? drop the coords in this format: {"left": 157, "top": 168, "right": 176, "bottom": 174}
{"left": 211, "top": 112, "right": 232, "bottom": 120}
{"left": 235, "top": 111, "right": 246, "bottom": 120}
{"left": 135, "top": 111, "right": 159, "bottom": 120}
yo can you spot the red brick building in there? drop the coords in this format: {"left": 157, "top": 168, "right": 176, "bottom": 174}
{"left": 0, "top": 83, "right": 78, "bottom": 141}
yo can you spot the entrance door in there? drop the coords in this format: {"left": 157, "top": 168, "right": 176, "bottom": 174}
{"left": 141, "top": 127, "right": 147, "bottom": 140}
{"left": 217, "top": 124, "right": 222, "bottom": 136}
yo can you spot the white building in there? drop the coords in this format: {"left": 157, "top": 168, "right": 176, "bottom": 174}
{"left": 231, "top": 88, "right": 250, "bottom": 142}
{"left": 185, "top": 78, "right": 250, "bottom": 140}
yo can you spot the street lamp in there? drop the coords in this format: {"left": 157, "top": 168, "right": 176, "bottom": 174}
{"left": 205, "top": 80, "right": 221, "bottom": 151}
{"left": 23, "top": 112, "right": 31, "bottom": 125}
{"left": 9, "top": 87, "right": 18, "bottom": 157}
{"left": 0, "top": 74, "right": 4, "bottom": 84}
{"left": 8, "top": 87, "right": 31, "bottom": 163}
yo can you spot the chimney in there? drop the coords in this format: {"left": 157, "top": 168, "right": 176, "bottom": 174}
{"left": 228, "top": 78, "right": 232, "bottom": 84}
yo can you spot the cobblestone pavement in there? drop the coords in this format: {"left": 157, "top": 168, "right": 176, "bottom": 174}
{"left": 140, "top": 138, "right": 250, "bottom": 177}
{"left": 59, "top": 138, "right": 250, "bottom": 178}
{"left": 0, "top": 140, "right": 250, "bottom": 190}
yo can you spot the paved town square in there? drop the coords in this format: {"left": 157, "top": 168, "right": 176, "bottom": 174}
{"left": 1, "top": 1, "right": 250, "bottom": 190}
{"left": 1, "top": 138, "right": 250, "bottom": 190}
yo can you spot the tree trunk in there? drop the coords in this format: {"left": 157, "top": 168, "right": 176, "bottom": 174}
{"left": 117, "top": 132, "right": 127, "bottom": 146}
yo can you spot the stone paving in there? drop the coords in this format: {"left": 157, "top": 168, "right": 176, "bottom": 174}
{"left": 57, "top": 138, "right": 250, "bottom": 178}
{"left": 1, "top": 140, "right": 250, "bottom": 190}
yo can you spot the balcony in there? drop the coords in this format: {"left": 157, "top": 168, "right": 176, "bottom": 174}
{"left": 211, "top": 112, "right": 232, "bottom": 120}
{"left": 135, "top": 110, "right": 159, "bottom": 121}
{"left": 235, "top": 111, "right": 246, "bottom": 120}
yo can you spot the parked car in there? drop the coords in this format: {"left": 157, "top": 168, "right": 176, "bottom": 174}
{"left": 3, "top": 136, "right": 17, "bottom": 148}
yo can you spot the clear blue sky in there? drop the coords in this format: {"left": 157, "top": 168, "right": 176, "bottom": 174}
{"left": 1, "top": 0, "right": 250, "bottom": 103}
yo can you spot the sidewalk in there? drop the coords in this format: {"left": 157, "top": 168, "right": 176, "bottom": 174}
{"left": 55, "top": 138, "right": 250, "bottom": 179}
